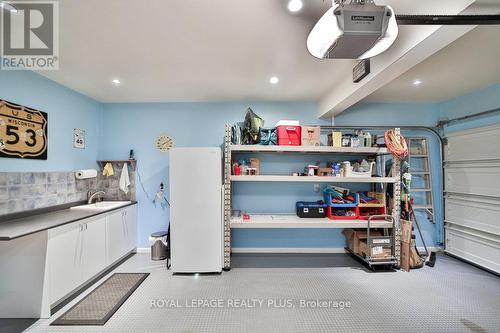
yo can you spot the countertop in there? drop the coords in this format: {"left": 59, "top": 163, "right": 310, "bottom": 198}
{"left": 0, "top": 201, "right": 137, "bottom": 240}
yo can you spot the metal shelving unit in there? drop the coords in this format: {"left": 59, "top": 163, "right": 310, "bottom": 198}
{"left": 222, "top": 125, "right": 402, "bottom": 270}
{"left": 230, "top": 214, "right": 393, "bottom": 229}
{"left": 231, "top": 175, "right": 397, "bottom": 183}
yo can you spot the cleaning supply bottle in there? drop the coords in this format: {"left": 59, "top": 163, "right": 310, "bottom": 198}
{"left": 233, "top": 163, "right": 241, "bottom": 176}
{"left": 365, "top": 132, "right": 372, "bottom": 147}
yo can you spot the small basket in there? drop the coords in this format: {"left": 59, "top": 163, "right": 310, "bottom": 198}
{"left": 345, "top": 162, "right": 375, "bottom": 178}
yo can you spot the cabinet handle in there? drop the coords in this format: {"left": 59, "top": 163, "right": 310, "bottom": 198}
{"left": 85, "top": 223, "right": 88, "bottom": 230}
{"left": 79, "top": 224, "right": 83, "bottom": 232}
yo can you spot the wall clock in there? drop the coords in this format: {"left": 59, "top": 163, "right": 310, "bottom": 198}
{"left": 156, "top": 134, "right": 174, "bottom": 152}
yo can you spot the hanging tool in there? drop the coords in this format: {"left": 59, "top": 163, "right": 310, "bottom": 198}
{"left": 409, "top": 201, "right": 436, "bottom": 267}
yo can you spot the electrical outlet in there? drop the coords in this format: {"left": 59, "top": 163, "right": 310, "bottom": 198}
{"left": 313, "top": 184, "right": 320, "bottom": 192}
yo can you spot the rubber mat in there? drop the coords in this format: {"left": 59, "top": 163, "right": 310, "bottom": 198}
{"left": 51, "top": 273, "right": 149, "bottom": 326}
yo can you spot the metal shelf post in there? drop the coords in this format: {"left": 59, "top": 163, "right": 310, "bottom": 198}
{"left": 223, "top": 124, "right": 232, "bottom": 270}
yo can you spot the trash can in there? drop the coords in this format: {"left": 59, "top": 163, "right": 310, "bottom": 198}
{"left": 150, "top": 231, "right": 168, "bottom": 261}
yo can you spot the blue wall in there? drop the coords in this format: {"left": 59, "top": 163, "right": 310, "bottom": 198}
{"left": 0, "top": 71, "right": 102, "bottom": 171}
{"left": 99, "top": 102, "right": 329, "bottom": 247}
{"left": 335, "top": 102, "right": 443, "bottom": 247}
{"left": 440, "top": 83, "right": 500, "bottom": 134}
{"left": 2, "top": 70, "right": 499, "bottom": 251}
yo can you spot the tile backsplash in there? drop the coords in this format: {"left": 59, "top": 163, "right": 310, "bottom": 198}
{"left": 0, "top": 165, "right": 136, "bottom": 216}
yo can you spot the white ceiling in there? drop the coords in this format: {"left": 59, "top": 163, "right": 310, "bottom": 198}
{"left": 38, "top": 0, "right": 353, "bottom": 103}
{"left": 35, "top": 0, "right": 499, "bottom": 104}
{"left": 365, "top": 25, "right": 500, "bottom": 103}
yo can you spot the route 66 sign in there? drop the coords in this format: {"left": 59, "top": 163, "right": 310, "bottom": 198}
{"left": 0, "top": 99, "right": 48, "bottom": 160}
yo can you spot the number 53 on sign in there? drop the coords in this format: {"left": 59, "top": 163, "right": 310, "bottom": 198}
{"left": 0, "top": 100, "right": 48, "bottom": 160}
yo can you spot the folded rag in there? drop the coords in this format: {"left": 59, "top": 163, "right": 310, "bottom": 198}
{"left": 119, "top": 163, "right": 130, "bottom": 194}
{"left": 103, "top": 162, "right": 114, "bottom": 177}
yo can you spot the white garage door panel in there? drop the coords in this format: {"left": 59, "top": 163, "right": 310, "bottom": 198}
{"left": 444, "top": 161, "right": 500, "bottom": 197}
{"left": 444, "top": 124, "right": 500, "bottom": 162}
{"left": 444, "top": 124, "right": 500, "bottom": 274}
{"left": 445, "top": 225, "right": 500, "bottom": 274}
{"left": 445, "top": 194, "right": 500, "bottom": 235}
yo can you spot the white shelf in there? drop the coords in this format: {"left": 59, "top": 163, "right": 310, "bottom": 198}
{"left": 230, "top": 215, "right": 393, "bottom": 229}
{"left": 231, "top": 175, "right": 397, "bottom": 183}
{"left": 229, "top": 145, "right": 389, "bottom": 154}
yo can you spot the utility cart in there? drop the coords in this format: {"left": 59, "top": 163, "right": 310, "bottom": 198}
{"left": 344, "top": 215, "right": 398, "bottom": 271}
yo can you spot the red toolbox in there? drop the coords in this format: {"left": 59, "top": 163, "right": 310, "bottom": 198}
{"left": 276, "top": 121, "right": 301, "bottom": 146}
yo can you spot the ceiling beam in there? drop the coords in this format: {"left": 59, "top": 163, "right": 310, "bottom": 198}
{"left": 317, "top": 0, "right": 496, "bottom": 119}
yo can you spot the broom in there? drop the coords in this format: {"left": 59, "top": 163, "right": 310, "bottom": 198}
{"left": 409, "top": 202, "right": 437, "bottom": 267}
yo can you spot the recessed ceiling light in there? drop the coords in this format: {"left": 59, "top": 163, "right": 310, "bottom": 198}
{"left": 413, "top": 80, "right": 422, "bottom": 86}
{"left": 269, "top": 76, "right": 279, "bottom": 85}
{"left": 111, "top": 79, "right": 121, "bottom": 85}
{"left": 287, "top": 0, "right": 303, "bottom": 13}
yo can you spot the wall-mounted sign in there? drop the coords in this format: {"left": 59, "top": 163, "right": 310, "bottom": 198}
{"left": 73, "top": 128, "right": 85, "bottom": 149}
{"left": 0, "top": 99, "right": 48, "bottom": 160}
{"left": 353, "top": 59, "right": 370, "bottom": 83}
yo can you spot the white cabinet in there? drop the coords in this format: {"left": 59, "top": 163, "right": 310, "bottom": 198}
{"left": 81, "top": 217, "right": 107, "bottom": 282}
{"left": 47, "top": 205, "right": 137, "bottom": 306}
{"left": 125, "top": 205, "right": 138, "bottom": 252}
{"left": 105, "top": 205, "right": 137, "bottom": 265}
{"left": 47, "top": 221, "right": 83, "bottom": 304}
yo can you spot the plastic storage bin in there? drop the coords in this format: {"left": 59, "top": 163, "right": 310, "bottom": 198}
{"left": 344, "top": 161, "right": 376, "bottom": 177}
{"left": 296, "top": 201, "right": 327, "bottom": 218}
{"left": 323, "top": 192, "right": 359, "bottom": 207}
{"left": 358, "top": 206, "right": 386, "bottom": 220}
{"left": 326, "top": 206, "right": 359, "bottom": 220}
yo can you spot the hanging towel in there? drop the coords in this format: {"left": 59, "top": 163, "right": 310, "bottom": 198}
{"left": 119, "top": 163, "right": 130, "bottom": 194}
{"left": 103, "top": 162, "right": 114, "bottom": 177}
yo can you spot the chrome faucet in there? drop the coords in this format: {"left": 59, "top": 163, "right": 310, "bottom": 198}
{"left": 87, "top": 190, "right": 106, "bottom": 204}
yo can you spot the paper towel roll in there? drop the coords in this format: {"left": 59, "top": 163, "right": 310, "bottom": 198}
{"left": 75, "top": 169, "right": 98, "bottom": 179}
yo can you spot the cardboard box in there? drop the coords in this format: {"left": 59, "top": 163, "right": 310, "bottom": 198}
{"left": 359, "top": 240, "right": 392, "bottom": 260}
{"left": 332, "top": 131, "right": 342, "bottom": 147}
{"left": 318, "top": 167, "right": 332, "bottom": 177}
{"left": 301, "top": 126, "right": 321, "bottom": 146}
{"left": 343, "top": 229, "right": 382, "bottom": 255}
{"left": 249, "top": 158, "right": 260, "bottom": 175}
{"left": 400, "top": 241, "right": 411, "bottom": 272}
{"left": 401, "top": 219, "right": 412, "bottom": 244}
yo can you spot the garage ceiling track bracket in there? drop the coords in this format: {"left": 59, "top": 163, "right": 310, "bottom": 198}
{"left": 396, "top": 15, "right": 500, "bottom": 25}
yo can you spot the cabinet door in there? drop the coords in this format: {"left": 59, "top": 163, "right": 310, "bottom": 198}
{"left": 47, "top": 222, "right": 83, "bottom": 304}
{"left": 106, "top": 210, "right": 128, "bottom": 265}
{"left": 124, "top": 205, "right": 137, "bottom": 251}
{"left": 81, "top": 216, "right": 107, "bottom": 282}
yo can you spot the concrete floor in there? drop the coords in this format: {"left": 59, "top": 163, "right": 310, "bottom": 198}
{"left": 9, "top": 253, "right": 500, "bottom": 333}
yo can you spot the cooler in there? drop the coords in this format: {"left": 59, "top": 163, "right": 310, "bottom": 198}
{"left": 276, "top": 120, "right": 301, "bottom": 146}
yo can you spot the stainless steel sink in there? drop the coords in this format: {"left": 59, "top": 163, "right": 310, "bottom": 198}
{"left": 70, "top": 201, "right": 131, "bottom": 211}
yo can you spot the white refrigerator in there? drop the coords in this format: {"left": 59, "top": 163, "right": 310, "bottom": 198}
{"left": 169, "top": 147, "right": 223, "bottom": 273}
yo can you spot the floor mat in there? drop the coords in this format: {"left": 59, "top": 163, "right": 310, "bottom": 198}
{"left": 51, "top": 273, "right": 149, "bottom": 326}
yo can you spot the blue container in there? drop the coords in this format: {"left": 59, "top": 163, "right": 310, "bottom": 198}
{"left": 323, "top": 192, "right": 359, "bottom": 208}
